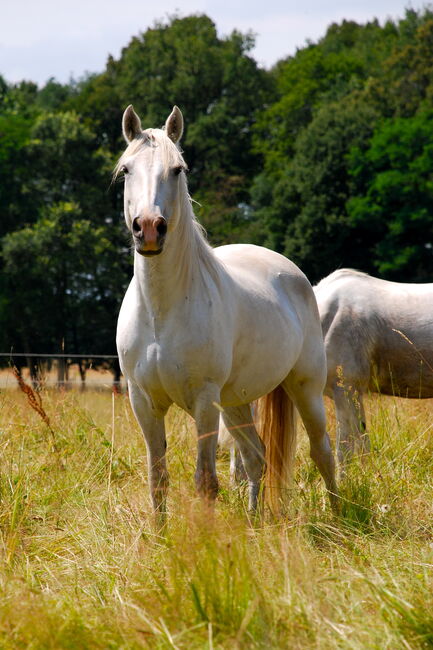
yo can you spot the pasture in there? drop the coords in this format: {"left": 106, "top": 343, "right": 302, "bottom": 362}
{"left": 0, "top": 387, "right": 432, "bottom": 648}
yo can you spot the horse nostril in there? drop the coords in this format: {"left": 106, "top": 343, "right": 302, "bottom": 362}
{"left": 132, "top": 217, "right": 141, "bottom": 235}
{"left": 156, "top": 218, "right": 167, "bottom": 236}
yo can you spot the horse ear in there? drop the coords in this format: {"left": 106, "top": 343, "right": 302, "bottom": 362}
{"left": 165, "top": 106, "right": 184, "bottom": 144}
{"left": 122, "top": 105, "right": 142, "bottom": 143}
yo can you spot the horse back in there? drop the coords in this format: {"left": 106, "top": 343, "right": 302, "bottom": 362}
{"left": 315, "top": 269, "right": 433, "bottom": 398}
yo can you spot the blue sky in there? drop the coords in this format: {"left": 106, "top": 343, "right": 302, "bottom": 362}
{"left": 0, "top": 0, "right": 426, "bottom": 86}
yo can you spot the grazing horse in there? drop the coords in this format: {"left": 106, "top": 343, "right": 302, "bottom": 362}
{"left": 314, "top": 269, "right": 433, "bottom": 467}
{"left": 115, "top": 105, "right": 337, "bottom": 517}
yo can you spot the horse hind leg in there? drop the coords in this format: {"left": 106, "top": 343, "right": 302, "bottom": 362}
{"left": 218, "top": 415, "right": 248, "bottom": 484}
{"left": 356, "top": 395, "right": 370, "bottom": 458}
{"left": 232, "top": 444, "right": 248, "bottom": 484}
{"left": 221, "top": 404, "right": 265, "bottom": 512}
{"left": 285, "top": 376, "right": 339, "bottom": 513}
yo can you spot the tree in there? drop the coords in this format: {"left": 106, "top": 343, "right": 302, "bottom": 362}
{"left": 250, "top": 10, "right": 433, "bottom": 282}
{"left": 364, "top": 11, "right": 433, "bottom": 118}
{"left": 1, "top": 202, "right": 128, "bottom": 356}
{"left": 0, "top": 98, "right": 129, "bottom": 360}
{"left": 69, "top": 14, "right": 273, "bottom": 244}
{"left": 0, "top": 112, "right": 33, "bottom": 237}
{"left": 251, "top": 97, "right": 377, "bottom": 280}
{"left": 348, "top": 111, "right": 433, "bottom": 281}
{"left": 253, "top": 17, "right": 396, "bottom": 178}
{"left": 37, "top": 77, "right": 76, "bottom": 111}
{"left": 23, "top": 110, "right": 113, "bottom": 216}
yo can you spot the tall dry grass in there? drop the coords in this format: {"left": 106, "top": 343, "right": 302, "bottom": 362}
{"left": 0, "top": 387, "right": 432, "bottom": 648}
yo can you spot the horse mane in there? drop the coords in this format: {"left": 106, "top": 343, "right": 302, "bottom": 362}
{"left": 114, "top": 128, "right": 222, "bottom": 290}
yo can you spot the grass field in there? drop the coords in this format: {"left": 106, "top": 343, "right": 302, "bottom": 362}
{"left": 0, "top": 386, "right": 432, "bottom": 648}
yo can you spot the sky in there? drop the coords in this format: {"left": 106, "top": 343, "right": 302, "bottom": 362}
{"left": 0, "top": 0, "right": 427, "bottom": 86}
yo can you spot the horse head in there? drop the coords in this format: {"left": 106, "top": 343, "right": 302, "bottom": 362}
{"left": 116, "top": 105, "right": 186, "bottom": 257}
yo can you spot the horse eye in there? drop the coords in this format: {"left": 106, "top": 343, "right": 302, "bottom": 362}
{"left": 121, "top": 165, "right": 129, "bottom": 175}
{"left": 172, "top": 166, "right": 183, "bottom": 176}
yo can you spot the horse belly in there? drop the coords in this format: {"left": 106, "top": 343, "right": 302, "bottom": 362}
{"left": 372, "top": 350, "right": 433, "bottom": 398}
{"left": 221, "top": 328, "right": 303, "bottom": 406}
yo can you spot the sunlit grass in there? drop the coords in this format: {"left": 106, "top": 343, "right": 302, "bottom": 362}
{"left": 0, "top": 388, "right": 432, "bottom": 648}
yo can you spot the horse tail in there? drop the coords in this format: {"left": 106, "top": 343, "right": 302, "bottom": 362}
{"left": 255, "top": 386, "right": 297, "bottom": 514}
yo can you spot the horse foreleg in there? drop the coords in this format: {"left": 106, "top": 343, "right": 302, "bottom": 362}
{"left": 222, "top": 404, "right": 265, "bottom": 512}
{"left": 333, "top": 384, "right": 367, "bottom": 472}
{"left": 194, "top": 385, "right": 221, "bottom": 503}
{"left": 128, "top": 383, "right": 169, "bottom": 520}
{"left": 356, "top": 394, "right": 369, "bottom": 458}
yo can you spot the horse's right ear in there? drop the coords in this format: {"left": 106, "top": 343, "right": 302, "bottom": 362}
{"left": 122, "top": 105, "right": 142, "bottom": 143}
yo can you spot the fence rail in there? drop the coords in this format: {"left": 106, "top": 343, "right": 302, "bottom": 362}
{"left": 0, "top": 352, "right": 123, "bottom": 391}
{"left": 0, "top": 353, "right": 118, "bottom": 359}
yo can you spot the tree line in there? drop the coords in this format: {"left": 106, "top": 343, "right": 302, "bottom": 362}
{"left": 1, "top": 9, "right": 433, "bottom": 359}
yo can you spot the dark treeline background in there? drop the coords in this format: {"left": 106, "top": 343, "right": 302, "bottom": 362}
{"left": 2, "top": 9, "right": 433, "bottom": 358}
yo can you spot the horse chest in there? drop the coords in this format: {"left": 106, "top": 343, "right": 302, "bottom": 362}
{"left": 120, "top": 321, "right": 226, "bottom": 411}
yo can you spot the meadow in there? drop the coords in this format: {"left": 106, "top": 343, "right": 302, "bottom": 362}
{"left": 0, "top": 385, "right": 432, "bottom": 649}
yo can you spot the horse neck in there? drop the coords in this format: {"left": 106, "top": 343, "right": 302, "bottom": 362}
{"left": 133, "top": 199, "right": 220, "bottom": 316}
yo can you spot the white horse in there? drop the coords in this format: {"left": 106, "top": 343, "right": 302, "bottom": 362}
{"left": 115, "top": 105, "right": 338, "bottom": 518}
{"left": 314, "top": 269, "right": 433, "bottom": 466}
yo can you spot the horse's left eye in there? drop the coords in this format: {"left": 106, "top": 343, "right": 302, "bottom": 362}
{"left": 172, "top": 166, "right": 183, "bottom": 176}
{"left": 121, "top": 165, "right": 129, "bottom": 175}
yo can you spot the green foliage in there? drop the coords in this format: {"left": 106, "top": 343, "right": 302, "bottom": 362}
{"left": 348, "top": 111, "right": 433, "bottom": 280}
{"left": 0, "top": 202, "right": 126, "bottom": 355}
{"left": 252, "top": 97, "right": 378, "bottom": 279}
{"left": 254, "top": 17, "right": 395, "bottom": 173}
{"left": 0, "top": 112, "right": 33, "bottom": 236}
{"left": 3, "top": 8, "right": 433, "bottom": 358}
{"left": 0, "top": 12, "right": 274, "bottom": 360}
{"left": 252, "top": 9, "right": 433, "bottom": 282}
{"left": 0, "top": 79, "right": 39, "bottom": 117}
{"left": 365, "top": 11, "right": 433, "bottom": 118}
{"left": 70, "top": 14, "right": 272, "bottom": 229}
{"left": 36, "top": 77, "right": 77, "bottom": 111}
{"left": 24, "top": 110, "right": 112, "bottom": 214}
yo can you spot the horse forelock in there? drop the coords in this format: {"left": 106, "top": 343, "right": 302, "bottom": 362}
{"left": 148, "top": 128, "right": 186, "bottom": 177}
{"left": 113, "top": 128, "right": 185, "bottom": 180}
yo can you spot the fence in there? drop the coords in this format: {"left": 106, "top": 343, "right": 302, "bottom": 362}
{"left": 0, "top": 352, "right": 125, "bottom": 391}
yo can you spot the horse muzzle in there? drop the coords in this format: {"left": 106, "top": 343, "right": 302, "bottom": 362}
{"left": 132, "top": 215, "right": 167, "bottom": 255}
